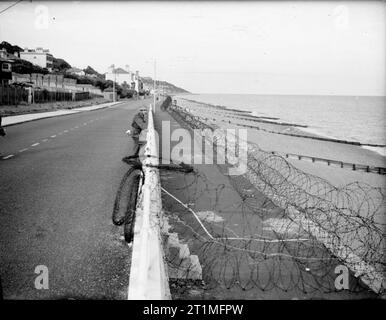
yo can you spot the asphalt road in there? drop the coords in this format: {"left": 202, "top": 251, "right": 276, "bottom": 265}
{"left": 0, "top": 98, "right": 151, "bottom": 299}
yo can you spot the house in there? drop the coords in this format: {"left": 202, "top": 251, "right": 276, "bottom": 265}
{"left": 131, "top": 71, "right": 143, "bottom": 93}
{"left": 103, "top": 87, "right": 118, "bottom": 101}
{"left": 19, "top": 47, "right": 53, "bottom": 71}
{"left": 105, "top": 65, "right": 143, "bottom": 93}
{"left": 0, "top": 57, "right": 13, "bottom": 85}
{"left": 105, "top": 65, "right": 132, "bottom": 85}
{"left": 0, "top": 49, "right": 16, "bottom": 85}
{"left": 0, "top": 48, "right": 17, "bottom": 60}
{"left": 66, "top": 67, "right": 85, "bottom": 76}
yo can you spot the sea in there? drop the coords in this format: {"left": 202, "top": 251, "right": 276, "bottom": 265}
{"left": 176, "top": 94, "right": 386, "bottom": 156}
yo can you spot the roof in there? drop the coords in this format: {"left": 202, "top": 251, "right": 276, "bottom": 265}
{"left": 113, "top": 67, "right": 129, "bottom": 74}
{"left": 0, "top": 49, "right": 17, "bottom": 61}
{"left": 0, "top": 57, "right": 13, "bottom": 63}
{"left": 20, "top": 50, "right": 50, "bottom": 55}
{"left": 67, "top": 67, "right": 84, "bottom": 73}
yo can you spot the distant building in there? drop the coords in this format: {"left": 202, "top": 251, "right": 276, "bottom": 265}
{"left": 105, "top": 65, "right": 143, "bottom": 93}
{"left": 19, "top": 47, "right": 53, "bottom": 71}
{"left": 103, "top": 87, "right": 118, "bottom": 101}
{"left": 105, "top": 64, "right": 131, "bottom": 85}
{"left": 0, "top": 49, "right": 14, "bottom": 85}
{"left": 0, "top": 48, "right": 18, "bottom": 61}
{"left": 0, "top": 58, "right": 13, "bottom": 85}
{"left": 66, "top": 67, "right": 85, "bottom": 77}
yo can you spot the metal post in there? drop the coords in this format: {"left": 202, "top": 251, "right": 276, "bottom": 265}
{"left": 113, "top": 72, "right": 116, "bottom": 102}
{"left": 112, "top": 64, "right": 116, "bottom": 102}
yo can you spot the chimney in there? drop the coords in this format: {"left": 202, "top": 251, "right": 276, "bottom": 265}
{"left": 125, "top": 65, "right": 130, "bottom": 73}
{"left": 108, "top": 64, "right": 115, "bottom": 74}
{"left": 136, "top": 70, "right": 139, "bottom": 78}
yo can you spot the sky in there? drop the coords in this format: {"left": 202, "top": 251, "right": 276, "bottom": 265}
{"left": 0, "top": 1, "right": 385, "bottom": 95}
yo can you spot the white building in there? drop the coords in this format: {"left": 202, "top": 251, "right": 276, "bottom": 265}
{"left": 66, "top": 67, "right": 85, "bottom": 76}
{"left": 19, "top": 47, "right": 53, "bottom": 71}
{"left": 105, "top": 65, "right": 142, "bottom": 93}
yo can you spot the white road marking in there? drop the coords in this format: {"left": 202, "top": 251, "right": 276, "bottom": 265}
{"left": 51, "top": 135, "right": 56, "bottom": 138}
{"left": 19, "top": 148, "right": 28, "bottom": 153}
{"left": 31, "top": 143, "right": 40, "bottom": 147}
{"left": 2, "top": 155, "right": 14, "bottom": 160}
{"left": 63, "top": 130, "right": 68, "bottom": 133}
{"left": 42, "top": 139, "right": 48, "bottom": 142}
{"left": 83, "top": 123, "right": 87, "bottom": 125}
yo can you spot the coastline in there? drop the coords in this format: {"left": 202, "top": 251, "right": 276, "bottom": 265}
{"left": 174, "top": 97, "right": 386, "bottom": 194}
{"left": 175, "top": 97, "right": 386, "bottom": 170}
{"left": 298, "top": 127, "right": 386, "bottom": 157}
{"left": 176, "top": 94, "right": 386, "bottom": 156}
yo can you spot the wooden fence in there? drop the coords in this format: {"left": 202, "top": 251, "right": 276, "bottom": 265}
{"left": 0, "top": 85, "right": 90, "bottom": 106}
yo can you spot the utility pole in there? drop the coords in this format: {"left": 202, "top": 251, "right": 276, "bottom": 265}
{"left": 112, "top": 64, "right": 116, "bottom": 102}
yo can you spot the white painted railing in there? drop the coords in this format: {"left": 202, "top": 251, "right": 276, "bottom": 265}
{"left": 128, "top": 104, "right": 171, "bottom": 300}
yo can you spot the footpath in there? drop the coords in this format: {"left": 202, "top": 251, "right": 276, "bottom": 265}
{"left": 2, "top": 101, "right": 124, "bottom": 127}
{"left": 153, "top": 103, "right": 378, "bottom": 300}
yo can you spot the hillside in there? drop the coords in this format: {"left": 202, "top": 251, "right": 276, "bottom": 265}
{"left": 2, "top": 41, "right": 189, "bottom": 94}
{"left": 1, "top": 41, "right": 72, "bottom": 74}
{"left": 84, "top": 66, "right": 104, "bottom": 78}
{"left": 141, "top": 77, "right": 189, "bottom": 94}
{"left": 0, "top": 41, "right": 23, "bottom": 54}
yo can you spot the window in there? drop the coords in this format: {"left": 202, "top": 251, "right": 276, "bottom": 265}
{"left": 1, "top": 63, "right": 11, "bottom": 72}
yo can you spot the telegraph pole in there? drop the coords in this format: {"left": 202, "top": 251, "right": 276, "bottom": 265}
{"left": 112, "top": 64, "right": 116, "bottom": 102}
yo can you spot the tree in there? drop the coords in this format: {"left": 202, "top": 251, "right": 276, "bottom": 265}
{"left": 0, "top": 41, "right": 22, "bottom": 54}
{"left": 12, "top": 59, "right": 49, "bottom": 75}
{"left": 53, "top": 58, "right": 71, "bottom": 72}
{"left": 77, "top": 76, "right": 94, "bottom": 85}
{"left": 83, "top": 66, "right": 103, "bottom": 78}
